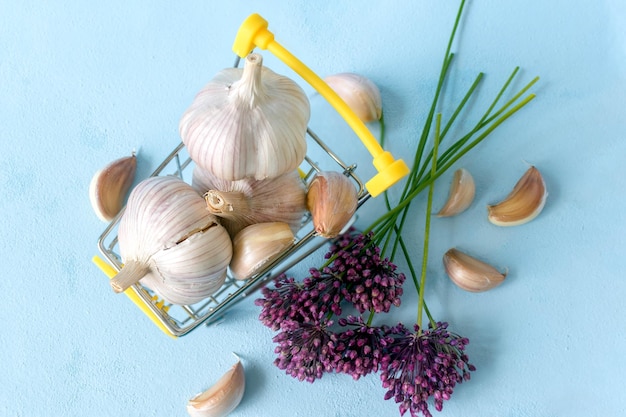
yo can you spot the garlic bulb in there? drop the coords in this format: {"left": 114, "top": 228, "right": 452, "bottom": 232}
{"left": 230, "top": 222, "right": 294, "bottom": 280}
{"left": 487, "top": 166, "right": 547, "bottom": 226}
{"left": 193, "top": 166, "right": 306, "bottom": 238}
{"left": 436, "top": 168, "right": 475, "bottom": 217}
{"left": 306, "top": 171, "right": 358, "bottom": 238}
{"left": 89, "top": 153, "right": 137, "bottom": 222}
{"left": 323, "top": 72, "right": 382, "bottom": 123}
{"left": 187, "top": 356, "right": 245, "bottom": 417}
{"left": 443, "top": 248, "right": 506, "bottom": 292}
{"left": 110, "top": 176, "right": 232, "bottom": 305}
{"left": 180, "top": 53, "right": 310, "bottom": 181}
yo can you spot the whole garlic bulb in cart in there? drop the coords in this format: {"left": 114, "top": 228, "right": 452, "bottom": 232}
{"left": 179, "top": 53, "right": 310, "bottom": 181}
{"left": 109, "top": 176, "right": 233, "bottom": 305}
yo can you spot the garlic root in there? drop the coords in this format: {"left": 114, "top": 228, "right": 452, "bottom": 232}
{"left": 110, "top": 259, "right": 150, "bottom": 293}
{"left": 187, "top": 357, "right": 245, "bottom": 417}
{"left": 196, "top": 167, "right": 306, "bottom": 239}
{"left": 205, "top": 190, "right": 245, "bottom": 215}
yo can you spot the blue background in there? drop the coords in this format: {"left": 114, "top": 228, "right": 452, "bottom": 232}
{"left": 1, "top": 1, "right": 625, "bottom": 416}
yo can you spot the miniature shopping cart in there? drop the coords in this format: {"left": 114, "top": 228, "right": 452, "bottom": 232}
{"left": 93, "top": 13, "right": 409, "bottom": 338}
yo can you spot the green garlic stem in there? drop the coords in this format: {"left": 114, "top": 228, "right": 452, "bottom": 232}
{"left": 417, "top": 114, "right": 441, "bottom": 332}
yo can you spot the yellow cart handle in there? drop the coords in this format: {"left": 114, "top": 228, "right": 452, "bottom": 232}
{"left": 233, "top": 13, "right": 409, "bottom": 197}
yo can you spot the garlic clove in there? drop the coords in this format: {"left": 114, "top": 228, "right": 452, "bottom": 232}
{"left": 436, "top": 168, "right": 475, "bottom": 217}
{"left": 180, "top": 53, "right": 310, "bottom": 181}
{"left": 487, "top": 166, "right": 547, "bottom": 226}
{"left": 324, "top": 73, "right": 382, "bottom": 123}
{"left": 229, "top": 222, "right": 294, "bottom": 280}
{"left": 306, "top": 171, "right": 359, "bottom": 238}
{"left": 443, "top": 248, "right": 506, "bottom": 292}
{"left": 195, "top": 167, "right": 307, "bottom": 239}
{"left": 89, "top": 153, "right": 137, "bottom": 222}
{"left": 187, "top": 356, "right": 245, "bottom": 417}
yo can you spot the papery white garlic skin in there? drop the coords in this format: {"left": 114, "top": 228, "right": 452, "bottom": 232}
{"left": 230, "top": 222, "right": 294, "bottom": 280}
{"left": 89, "top": 153, "right": 137, "bottom": 222}
{"left": 487, "top": 166, "right": 547, "bottom": 226}
{"left": 443, "top": 248, "right": 506, "bottom": 292}
{"left": 187, "top": 358, "right": 245, "bottom": 417}
{"left": 112, "top": 176, "right": 232, "bottom": 305}
{"left": 307, "top": 171, "right": 358, "bottom": 238}
{"left": 437, "top": 168, "right": 475, "bottom": 217}
{"left": 180, "top": 53, "right": 310, "bottom": 181}
{"left": 324, "top": 72, "right": 382, "bottom": 122}
{"left": 193, "top": 167, "right": 306, "bottom": 238}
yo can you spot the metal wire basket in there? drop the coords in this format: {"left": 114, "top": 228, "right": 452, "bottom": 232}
{"left": 93, "top": 12, "right": 409, "bottom": 338}
{"left": 94, "top": 129, "right": 369, "bottom": 337}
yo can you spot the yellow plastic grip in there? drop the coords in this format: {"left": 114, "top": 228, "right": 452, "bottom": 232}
{"left": 233, "top": 13, "right": 409, "bottom": 197}
{"left": 92, "top": 255, "right": 177, "bottom": 339}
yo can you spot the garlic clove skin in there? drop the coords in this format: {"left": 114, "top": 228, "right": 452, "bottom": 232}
{"left": 111, "top": 176, "right": 232, "bottom": 305}
{"left": 324, "top": 73, "right": 382, "bottom": 122}
{"left": 89, "top": 153, "right": 137, "bottom": 222}
{"left": 180, "top": 53, "right": 310, "bottom": 181}
{"left": 443, "top": 248, "right": 506, "bottom": 292}
{"left": 229, "top": 222, "right": 294, "bottom": 280}
{"left": 187, "top": 357, "right": 245, "bottom": 417}
{"left": 436, "top": 168, "right": 475, "bottom": 217}
{"left": 306, "top": 171, "right": 359, "bottom": 238}
{"left": 487, "top": 166, "right": 547, "bottom": 226}
{"left": 194, "top": 167, "right": 307, "bottom": 239}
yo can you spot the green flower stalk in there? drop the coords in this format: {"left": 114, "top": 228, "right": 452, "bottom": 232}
{"left": 257, "top": 1, "right": 539, "bottom": 415}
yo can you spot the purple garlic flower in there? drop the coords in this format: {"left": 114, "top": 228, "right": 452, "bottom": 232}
{"left": 380, "top": 322, "right": 476, "bottom": 417}
{"left": 272, "top": 316, "right": 340, "bottom": 382}
{"left": 325, "top": 229, "right": 405, "bottom": 314}
{"left": 333, "top": 316, "right": 393, "bottom": 380}
{"left": 256, "top": 269, "right": 345, "bottom": 330}
{"left": 255, "top": 274, "right": 306, "bottom": 331}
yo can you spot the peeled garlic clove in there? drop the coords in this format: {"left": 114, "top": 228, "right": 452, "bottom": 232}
{"left": 89, "top": 153, "right": 137, "bottom": 222}
{"left": 443, "top": 248, "right": 506, "bottom": 292}
{"left": 111, "top": 176, "right": 232, "bottom": 305}
{"left": 324, "top": 73, "right": 382, "bottom": 122}
{"left": 194, "top": 167, "right": 306, "bottom": 239}
{"left": 187, "top": 357, "right": 245, "bottom": 417}
{"left": 180, "top": 53, "right": 310, "bottom": 181}
{"left": 229, "top": 222, "right": 294, "bottom": 280}
{"left": 306, "top": 171, "right": 358, "bottom": 238}
{"left": 436, "top": 168, "right": 475, "bottom": 217}
{"left": 487, "top": 166, "right": 547, "bottom": 226}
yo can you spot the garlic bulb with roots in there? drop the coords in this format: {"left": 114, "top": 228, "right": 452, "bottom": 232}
{"left": 192, "top": 165, "right": 307, "bottom": 239}
{"left": 180, "top": 53, "right": 310, "bottom": 181}
{"left": 110, "top": 176, "right": 232, "bottom": 305}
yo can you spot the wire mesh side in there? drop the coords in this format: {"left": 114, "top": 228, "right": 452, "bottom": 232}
{"left": 96, "top": 129, "right": 370, "bottom": 336}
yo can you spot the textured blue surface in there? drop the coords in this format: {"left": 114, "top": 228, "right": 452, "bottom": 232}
{"left": 1, "top": 1, "right": 625, "bottom": 416}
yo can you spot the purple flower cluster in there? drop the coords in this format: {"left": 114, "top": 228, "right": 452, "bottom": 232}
{"left": 325, "top": 230, "right": 405, "bottom": 314}
{"left": 256, "top": 229, "right": 404, "bottom": 332}
{"left": 272, "top": 315, "right": 339, "bottom": 382}
{"left": 333, "top": 315, "right": 393, "bottom": 380}
{"left": 255, "top": 229, "right": 475, "bottom": 415}
{"left": 380, "top": 322, "right": 476, "bottom": 417}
